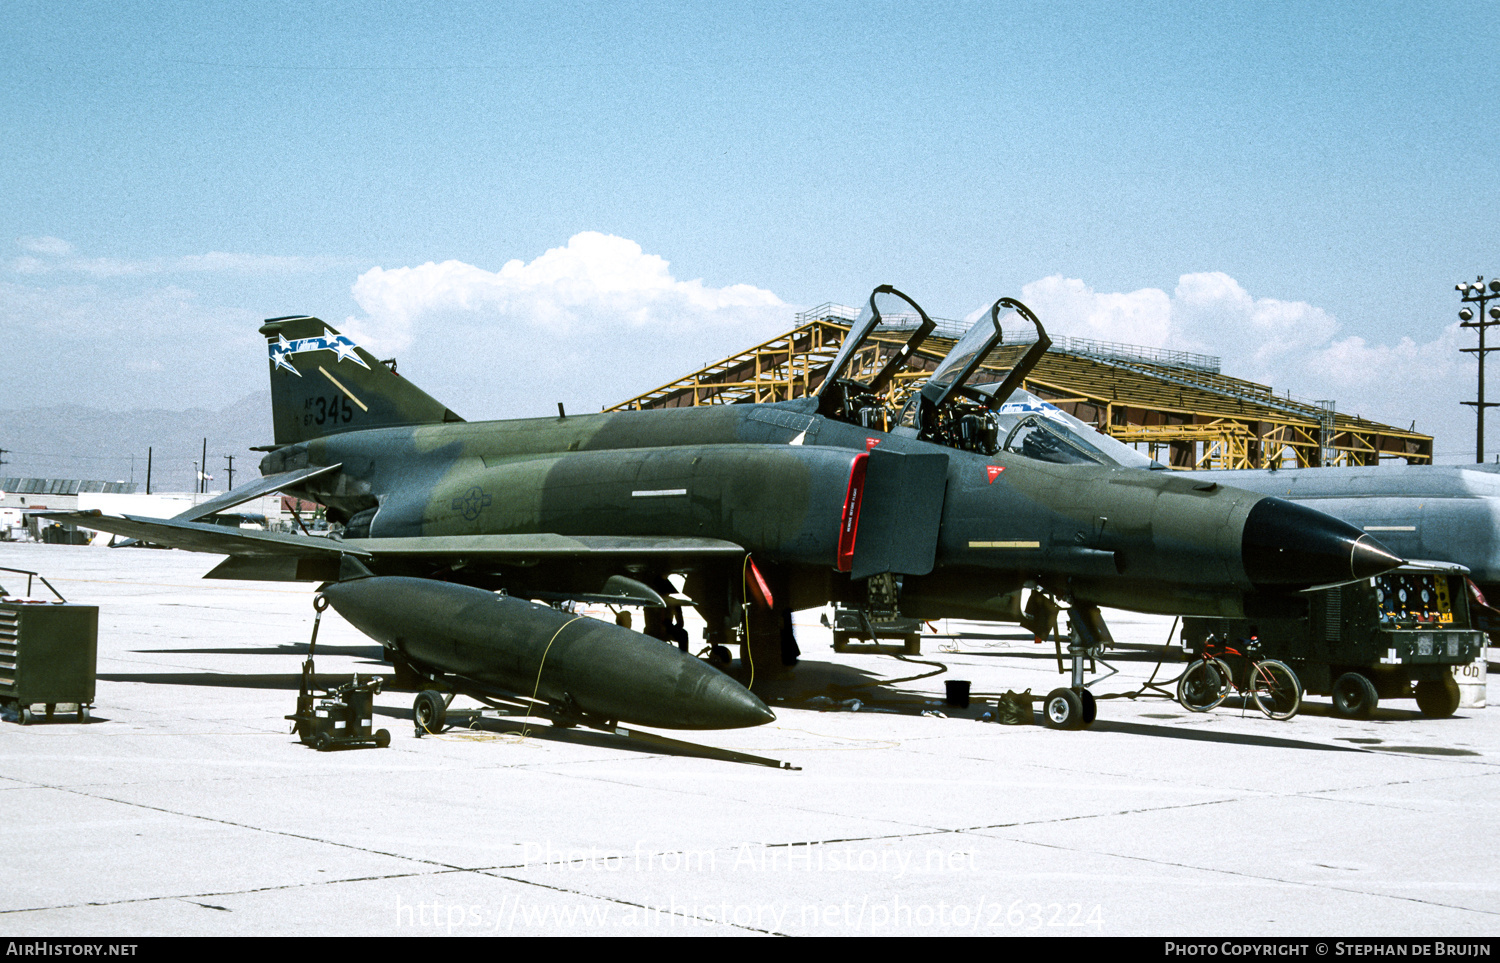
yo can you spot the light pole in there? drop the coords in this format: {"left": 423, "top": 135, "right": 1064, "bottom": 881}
{"left": 1458, "top": 277, "right": 1500, "bottom": 464}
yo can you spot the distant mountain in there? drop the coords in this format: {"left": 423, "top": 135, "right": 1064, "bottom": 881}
{"left": 1, "top": 392, "right": 273, "bottom": 491}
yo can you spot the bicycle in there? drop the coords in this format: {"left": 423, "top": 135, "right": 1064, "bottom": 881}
{"left": 1177, "top": 634, "right": 1302, "bottom": 720}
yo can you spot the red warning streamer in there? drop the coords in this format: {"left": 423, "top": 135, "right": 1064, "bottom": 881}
{"left": 836, "top": 453, "right": 869, "bottom": 572}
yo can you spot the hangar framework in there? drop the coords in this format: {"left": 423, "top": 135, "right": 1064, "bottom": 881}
{"left": 608, "top": 305, "right": 1432, "bottom": 469}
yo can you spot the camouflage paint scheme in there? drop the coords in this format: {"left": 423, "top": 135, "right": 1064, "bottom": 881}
{"left": 38, "top": 300, "right": 1404, "bottom": 726}
{"left": 53, "top": 305, "right": 1403, "bottom": 688}
{"left": 249, "top": 314, "right": 1388, "bottom": 627}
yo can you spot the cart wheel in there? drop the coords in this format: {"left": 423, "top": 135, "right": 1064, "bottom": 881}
{"left": 79, "top": 705, "right": 89, "bottom": 723}
{"left": 313, "top": 731, "right": 333, "bottom": 752}
{"left": 1415, "top": 676, "right": 1461, "bottom": 718}
{"left": 374, "top": 728, "right": 391, "bottom": 748}
{"left": 832, "top": 631, "right": 849, "bottom": 653}
{"left": 18, "top": 705, "right": 32, "bottom": 726}
{"left": 1043, "top": 688, "right": 1085, "bottom": 730}
{"left": 413, "top": 690, "right": 447, "bottom": 733}
{"left": 1332, "top": 672, "right": 1378, "bottom": 719}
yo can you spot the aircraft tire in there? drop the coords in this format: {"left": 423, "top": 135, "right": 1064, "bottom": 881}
{"left": 1043, "top": 688, "right": 1085, "bottom": 730}
{"left": 413, "top": 690, "right": 447, "bottom": 733}
{"left": 1414, "top": 676, "right": 1461, "bottom": 718}
{"left": 1079, "top": 688, "right": 1097, "bottom": 726}
{"left": 1332, "top": 672, "right": 1378, "bottom": 719}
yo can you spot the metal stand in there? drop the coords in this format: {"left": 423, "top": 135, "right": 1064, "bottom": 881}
{"left": 286, "top": 595, "right": 391, "bottom": 751}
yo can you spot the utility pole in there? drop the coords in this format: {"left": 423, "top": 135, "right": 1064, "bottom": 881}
{"left": 223, "top": 454, "right": 235, "bottom": 491}
{"left": 200, "top": 438, "right": 207, "bottom": 493}
{"left": 146, "top": 447, "right": 152, "bottom": 495}
{"left": 1458, "top": 277, "right": 1500, "bottom": 464}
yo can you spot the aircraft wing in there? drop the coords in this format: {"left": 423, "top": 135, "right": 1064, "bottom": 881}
{"left": 42, "top": 510, "right": 746, "bottom": 582}
{"left": 354, "top": 534, "right": 746, "bottom": 558}
{"left": 167, "top": 465, "right": 343, "bottom": 523}
{"left": 40, "top": 510, "right": 369, "bottom": 558}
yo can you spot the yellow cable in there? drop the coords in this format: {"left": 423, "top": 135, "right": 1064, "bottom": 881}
{"left": 521, "top": 615, "right": 583, "bottom": 737}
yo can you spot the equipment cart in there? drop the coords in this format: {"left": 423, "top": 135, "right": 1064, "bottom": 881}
{"left": 0, "top": 568, "right": 98, "bottom": 725}
{"left": 825, "top": 603, "right": 923, "bottom": 655}
{"left": 1184, "top": 563, "right": 1483, "bottom": 719}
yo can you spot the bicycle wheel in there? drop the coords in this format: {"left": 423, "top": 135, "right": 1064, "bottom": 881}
{"left": 1177, "top": 658, "right": 1229, "bottom": 712}
{"left": 1250, "top": 659, "right": 1301, "bottom": 720}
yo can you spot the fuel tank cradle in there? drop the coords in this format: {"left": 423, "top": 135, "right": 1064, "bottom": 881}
{"left": 320, "top": 576, "right": 774, "bottom": 730}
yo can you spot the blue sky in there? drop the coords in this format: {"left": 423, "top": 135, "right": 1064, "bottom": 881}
{"left": 5, "top": 1, "right": 1499, "bottom": 464}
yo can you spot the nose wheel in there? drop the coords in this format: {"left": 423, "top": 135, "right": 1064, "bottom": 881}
{"left": 1039, "top": 602, "right": 1109, "bottom": 730}
{"left": 1043, "top": 687, "right": 1097, "bottom": 730}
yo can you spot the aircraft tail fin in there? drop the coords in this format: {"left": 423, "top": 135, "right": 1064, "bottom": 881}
{"left": 260, "top": 316, "right": 463, "bottom": 446}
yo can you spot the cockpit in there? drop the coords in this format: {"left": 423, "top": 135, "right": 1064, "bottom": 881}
{"left": 991, "top": 392, "right": 1163, "bottom": 469}
{"left": 814, "top": 286, "right": 1165, "bottom": 470}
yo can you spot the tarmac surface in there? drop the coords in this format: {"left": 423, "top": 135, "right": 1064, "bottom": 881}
{"left": 1, "top": 542, "right": 1497, "bottom": 937}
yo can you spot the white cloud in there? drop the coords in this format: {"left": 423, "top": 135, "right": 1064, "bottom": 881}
{"left": 18, "top": 236, "right": 73, "bottom": 256}
{"left": 344, "top": 232, "right": 793, "bottom": 416}
{"left": 1017, "top": 276, "right": 1175, "bottom": 347}
{"left": 1018, "top": 272, "right": 1465, "bottom": 449}
{"left": 7, "top": 237, "right": 350, "bottom": 277}
{"left": 348, "top": 231, "right": 786, "bottom": 350}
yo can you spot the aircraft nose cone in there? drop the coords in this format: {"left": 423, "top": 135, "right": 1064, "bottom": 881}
{"left": 1242, "top": 496, "right": 1404, "bottom": 588}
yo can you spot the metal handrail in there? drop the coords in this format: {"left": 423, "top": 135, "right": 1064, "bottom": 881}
{"left": 0, "top": 566, "right": 66, "bottom": 602}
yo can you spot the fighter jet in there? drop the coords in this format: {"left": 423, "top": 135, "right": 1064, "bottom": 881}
{"left": 1181, "top": 464, "right": 1500, "bottom": 601}
{"left": 990, "top": 387, "right": 1500, "bottom": 606}
{"left": 49, "top": 286, "right": 1404, "bottom": 730}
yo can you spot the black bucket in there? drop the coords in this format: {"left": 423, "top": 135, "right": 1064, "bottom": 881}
{"left": 945, "top": 680, "right": 971, "bottom": 708}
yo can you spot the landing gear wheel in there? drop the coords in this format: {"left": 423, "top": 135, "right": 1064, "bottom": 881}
{"left": 1250, "top": 659, "right": 1302, "bottom": 720}
{"left": 708, "top": 645, "right": 732, "bottom": 666}
{"left": 1415, "top": 676, "right": 1461, "bottom": 718}
{"left": 1043, "top": 688, "right": 1085, "bottom": 730}
{"left": 313, "top": 731, "right": 333, "bottom": 752}
{"left": 374, "top": 728, "right": 391, "bottom": 748}
{"left": 1178, "top": 659, "right": 1230, "bottom": 712}
{"left": 1332, "top": 672, "right": 1378, "bottom": 719}
{"left": 1079, "top": 688, "right": 1097, "bottom": 726}
{"left": 413, "top": 689, "right": 448, "bottom": 733}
